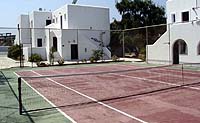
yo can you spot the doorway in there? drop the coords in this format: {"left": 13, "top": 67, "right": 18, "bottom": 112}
{"left": 71, "top": 44, "right": 78, "bottom": 60}
{"left": 53, "top": 37, "right": 57, "bottom": 51}
{"left": 173, "top": 39, "right": 188, "bottom": 64}
{"left": 60, "top": 15, "right": 63, "bottom": 29}
{"left": 173, "top": 41, "right": 179, "bottom": 64}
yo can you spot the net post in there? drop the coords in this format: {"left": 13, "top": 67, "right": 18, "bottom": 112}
{"left": 18, "top": 77, "right": 23, "bottom": 115}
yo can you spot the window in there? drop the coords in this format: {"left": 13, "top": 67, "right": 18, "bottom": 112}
{"left": 37, "top": 38, "right": 42, "bottom": 47}
{"left": 46, "top": 20, "right": 51, "bottom": 26}
{"left": 179, "top": 41, "right": 188, "bottom": 54}
{"left": 171, "top": 14, "right": 176, "bottom": 23}
{"left": 64, "top": 14, "right": 66, "bottom": 21}
{"left": 53, "top": 19, "right": 55, "bottom": 23}
{"left": 182, "top": 11, "right": 189, "bottom": 22}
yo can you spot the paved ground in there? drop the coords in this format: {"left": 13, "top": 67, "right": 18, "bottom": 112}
{"left": 0, "top": 54, "right": 36, "bottom": 69}
{"left": 0, "top": 53, "right": 142, "bottom": 69}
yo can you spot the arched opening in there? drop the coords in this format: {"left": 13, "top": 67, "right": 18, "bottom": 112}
{"left": 173, "top": 39, "right": 188, "bottom": 64}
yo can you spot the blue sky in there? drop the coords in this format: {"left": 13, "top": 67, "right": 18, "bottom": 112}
{"left": 0, "top": 0, "right": 166, "bottom": 27}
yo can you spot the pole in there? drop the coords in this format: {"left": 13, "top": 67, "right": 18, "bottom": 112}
{"left": 18, "top": 25, "right": 22, "bottom": 68}
{"left": 30, "top": 28, "right": 33, "bottom": 68}
{"left": 18, "top": 77, "right": 22, "bottom": 115}
{"left": 145, "top": 26, "right": 148, "bottom": 64}
{"left": 168, "top": 23, "right": 171, "bottom": 65}
{"left": 122, "top": 30, "right": 125, "bottom": 58}
{"left": 77, "top": 29, "right": 79, "bottom": 61}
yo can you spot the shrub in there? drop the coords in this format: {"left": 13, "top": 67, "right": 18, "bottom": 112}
{"left": 49, "top": 47, "right": 56, "bottom": 65}
{"left": 92, "top": 50, "right": 103, "bottom": 61}
{"left": 57, "top": 58, "right": 64, "bottom": 65}
{"left": 29, "top": 54, "right": 43, "bottom": 63}
{"left": 112, "top": 55, "right": 119, "bottom": 62}
{"left": 36, "top": 62, "right": 48, "bottom": 67}
{"left": 138, "top": 48, "right": 146, "bottom": 61}
{"left": 81, "top": 59, "right": 87, "bottom": 63}
{"left": 89, "top": 57, "right": 95, "bottom": 63}
{"left": 7, "top": 44, "right": 21, "bottom": 60}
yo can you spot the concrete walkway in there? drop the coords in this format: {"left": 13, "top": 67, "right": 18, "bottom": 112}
{"left": 0, "top": 54, "right": 35, "bottom": 69}
{"left": 0, "top": 53, "right": 143, "bottom": 69}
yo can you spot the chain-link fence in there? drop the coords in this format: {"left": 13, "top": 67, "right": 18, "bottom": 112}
{"left": 0, "top": 27, "right": 111, "bottom": 67}
{"left": 110, "top": 24, "right": 167, "bottom": 62}
{"left": 1, "top": 19, "right": 200, "bottom": 68}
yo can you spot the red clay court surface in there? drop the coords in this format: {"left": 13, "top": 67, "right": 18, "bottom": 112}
{"left": 16, "top": 64, "right": 200, "bottom": 123}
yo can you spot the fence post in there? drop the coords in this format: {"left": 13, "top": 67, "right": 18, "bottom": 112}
{"left": 122, "top": 30, "right": 125, "bottom": 58}
{"left": 19, "top": 44, "right": 23, "bottom": 68}
{"left": 168, "top": 23, "right": 171, "bottom": 65}
{"left": 18, "top": 77, "right": 22, "bottom": 115}
{"left": 145, "top": 26, "right": 148, "bottom": 64}
{"left": 30, "top": 28, "right": 33, "bottom": 68}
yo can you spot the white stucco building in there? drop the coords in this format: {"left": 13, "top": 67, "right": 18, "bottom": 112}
{"left": 15, "top": 4, "right": 111, "bottom": 61}
{"left": 147, "top": 0, "right": 200, "bottom": 64}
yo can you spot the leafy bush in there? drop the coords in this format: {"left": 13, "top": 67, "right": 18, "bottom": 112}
{"left": 81, "top": 59, "right": 87, "bottom": 63}
{"left": 49, "top": 47, "right": 56, "bottom": 65}
{"left": 112, "top": 55, "right": 119, "bottom": 62}
{"left": 29, "top": 54, "right": 43, "bottom": 62}
{"left": 89, "top": 57, "right": 95, "bottom": 63}
{"left": 138, "top": 48, "right": 146, "bottom": 61}
{"left": 57, "top": 58, "right": 64, "bottom": 65}
{"left": 92, "top": 50, "right": 103, "bottom": 61}
{"left": 36, "top": 62, "right": 48, "bottom": 67}
{"left": 7, "top": 44, "right": 21, "bottom": 60}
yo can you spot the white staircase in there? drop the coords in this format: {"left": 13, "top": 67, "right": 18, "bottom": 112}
{"left": 103, "top": 47, "right": 111, "bottom": 59}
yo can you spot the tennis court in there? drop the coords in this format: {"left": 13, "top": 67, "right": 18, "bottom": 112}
{"left": 16, "top": 64, "right": 200, "bottom": 123}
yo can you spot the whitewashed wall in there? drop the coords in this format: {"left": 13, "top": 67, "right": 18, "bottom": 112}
{"left": 23, "top": 47, "right": 47, "bottom": 61}
{"left": 67, "top": 5, "right": 110, "bottom": 30}
{"left": 148, "top": 0, "right": 200, "bottom": 64}
{"left": 15, "top": 15, "right": 30, "bottom": 45}
{"left": 30, "top": 11, "right": 52, "bottom": 47}
{"left": 52, "top": 5, "right": 68, "bottom": 29}
{"left": 17, "top": 4, "right": 111, "bottom": 61}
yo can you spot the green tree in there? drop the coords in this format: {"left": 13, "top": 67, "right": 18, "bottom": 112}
{"left": 7, "top": 44, "right": 21, "bottom": 60}
{"left": 113, "top": 0, "right": 166, "bottom": 29}
{"left": 110, "top": 0, "right": 166, "bottom": 58}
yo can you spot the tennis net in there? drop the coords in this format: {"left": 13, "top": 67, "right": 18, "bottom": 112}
{"left": 17, "top": 64, "right": 200, "bottom": 114}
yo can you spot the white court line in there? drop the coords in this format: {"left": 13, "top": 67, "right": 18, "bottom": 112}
{"left": 14, "top": 72, "right": 77, "bottom": 123}
{"left": 31, "top": 70, "right": 149, "bottom": 123}
{"left": 110, "top": 72, "right": 200, "bottom": 91}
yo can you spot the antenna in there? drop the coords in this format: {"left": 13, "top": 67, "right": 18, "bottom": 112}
{"left": 72, "top": 0, "right": 78, "bottom": 4}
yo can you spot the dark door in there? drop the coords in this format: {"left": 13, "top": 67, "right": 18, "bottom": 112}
{"left": 71, "top": 44, "right": 78, "bottom": 60}
{"left": 173, "top": 42, "right": 179, "bottom": 64}
{"left": 37, "top": 38, "right": 42, "bottom": 47}
{"left": 60, "top": 15, "right": 63, "bottom": 29}
{"left": 53, "top": 37, "right": 57, "bottom": 51}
